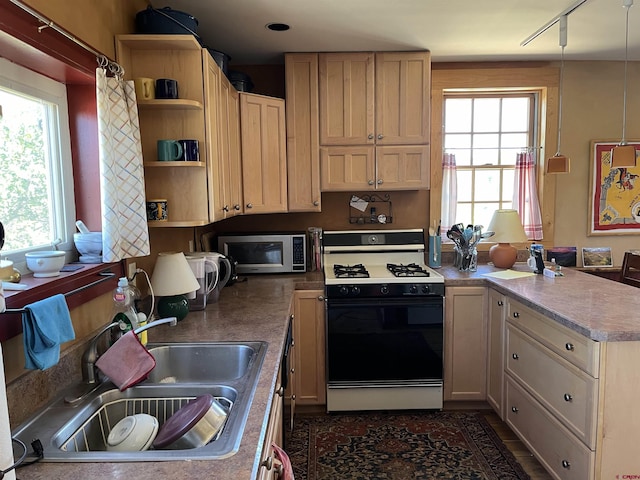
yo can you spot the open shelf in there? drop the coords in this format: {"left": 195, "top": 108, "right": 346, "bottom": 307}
{"left": 144, "top": 161, "right": 205, "bottom": 168}
{"left": 137, "top": 99, "right": 203, "bottom": 110}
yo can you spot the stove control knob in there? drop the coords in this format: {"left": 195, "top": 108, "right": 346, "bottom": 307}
{"left": 421, "top": 285, "right": 430, "bottom": 294}
{"left": 380, "top": 285, "right": 389, "bottom": 295}
{"left": 339, "top": 286, "right": 350, "bottom": 296}
{"left": 409, "top": 285, "right": 418, "bottom": 294}
{"left": 352, "top": 286, "right": 361, "bottom": 296}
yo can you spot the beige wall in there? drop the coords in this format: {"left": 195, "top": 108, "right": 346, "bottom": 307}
{"left": 556, "top": 61, "right": 640, "bottom": 265}
{"left": 22, "top": 0, "right": 146, "bottom": 59}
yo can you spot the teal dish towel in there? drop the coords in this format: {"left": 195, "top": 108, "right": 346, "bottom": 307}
{"left": 22, "top": 294, "right": 75, "bottom": 370}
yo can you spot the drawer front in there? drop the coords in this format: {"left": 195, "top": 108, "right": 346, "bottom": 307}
{"left": 506, "top": 325, "right": 598, "bottom": 447}
{"left": 506, "top": 377, "right": 595, "bottom": 480}
{"left": 507, "top": 298, "right": 600, "bottom": 377}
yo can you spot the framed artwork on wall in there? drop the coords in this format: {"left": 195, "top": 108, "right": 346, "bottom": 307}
{"left": 582, "top": 247, "right": 613, "bottom": 268}
{"left": 589, "top": 140, "right": 640, "bottom": 235}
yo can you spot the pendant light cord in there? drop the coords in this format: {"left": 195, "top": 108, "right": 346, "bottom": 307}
{"left": 621, "top": 1, "right": 631, "bottom": 145}
{"left": 557, "top": 45, "right": 565, "bottom": 155}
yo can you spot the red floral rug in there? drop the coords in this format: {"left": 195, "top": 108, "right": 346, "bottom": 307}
{"left": 285, "top": 411, "right": 530, "bottom": 480}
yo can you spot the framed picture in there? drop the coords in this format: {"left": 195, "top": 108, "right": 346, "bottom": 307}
{"left": 589, "top": 140, "right": 640, "bottom": 235}
{"left": 582, "top": 247, "right": 613, "bottom": 268}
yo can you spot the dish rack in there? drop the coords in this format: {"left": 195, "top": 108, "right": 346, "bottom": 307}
{"left": 60, "top": 395, "right": 233, "bottom": 452}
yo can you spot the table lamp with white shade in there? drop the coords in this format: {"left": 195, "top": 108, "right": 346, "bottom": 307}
{"left": 150, "top": 252, "right": 200, "bottom": 321}
{"left": 486, "top": 209, "right": 529, "bottom": 269}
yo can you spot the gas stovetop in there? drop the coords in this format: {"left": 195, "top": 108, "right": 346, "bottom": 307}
{"left": 322, "top": 229, "right": 444, "bottom": 297}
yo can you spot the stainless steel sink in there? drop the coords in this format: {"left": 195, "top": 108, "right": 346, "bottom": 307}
{"left": 11, "top": 341, "right": 268, "bottom": 462}
{"left": 145, "top": 342, "right": 260, "bottom": 383}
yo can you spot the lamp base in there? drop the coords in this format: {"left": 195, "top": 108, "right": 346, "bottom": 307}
{"left": 489, "top": 243, "right": 518, "bottom": 269}
{"left": 157, "top": 295, "right": 189, "bottom": 322}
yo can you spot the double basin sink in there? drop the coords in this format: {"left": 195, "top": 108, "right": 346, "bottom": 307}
{"left": 11, "top": 341, "right": 268, "bottom": 462}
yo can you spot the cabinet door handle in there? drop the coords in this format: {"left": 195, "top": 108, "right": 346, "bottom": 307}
{"left": 223, "top": 205, "right": 229, "bottom": 212}
{"left": 261, "top": 456, "right": 273, "bottom": 470}
{"left": 512, "top": 353, "right": 519, "bottom": 360}
{"left": 377, "top": 179, "right": 383, "bottom": 185}
{"left": 234, "top": 204, "right": 241, "bottom": 211}
{"left": 317, "top": 295, "right": 325, "bottom": 301}
{"left": 565, "top": 342, "right": 574, "bottom": 351}
{"left": 564, "top": 393, "right": 573, "bottom": 402}
{"left": 246, "top": 203, "right": 253, "bottom": 209}
{"left": 313, "top": 200, "right": 319, "bottom": 206}
{"left": 561, "top": 460, "right": 571, "bottom": 469}
{"left": 497, "top": 300, "right": 504, "bottom": 306}
{"left": 368, "top": 134, "right": 374, "bottom": 140}
{"left": 368, "top": 180, "right": 374, "bottom": 185}
{"left": 276, "top": 386, "right": 284, "bottom": 397}
{"left": 377, "top": 134, "right": 383, "bottom": 140}
{"left": 511, "top": 406, "right": 519, "bottom": 413}
{"left": 512, "top": 312, "right": 520, "bottom": 318}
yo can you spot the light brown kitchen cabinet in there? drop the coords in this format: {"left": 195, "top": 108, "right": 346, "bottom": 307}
{"left": 292, "top": 290, "right": 326, "bottom": 406}
{"left": 444, "top": 286, "right": 488, "bottom": 401}
{"left": 486, "top": 288, "right": 506, "bottom": 418}
{"left": 318, "top": 51, "right": 430, "bottom": 191}
{"left": 257, "top": 362, "right": 284, "bottom": 480}
{"left": 285, "top": 53, "right": 321, "bottom": 212}
{"left": 116, "top": 34, "right": 210, "bottom": 226}
{"left": 205, "top": 60, "right": 243, "bottom": 222}
{"left": 240, "top": 93, "right": 288, "bottom": 214}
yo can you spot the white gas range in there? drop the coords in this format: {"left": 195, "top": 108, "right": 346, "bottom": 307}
{"left": 322, "top": 229, "right": 445, "bottom": 412}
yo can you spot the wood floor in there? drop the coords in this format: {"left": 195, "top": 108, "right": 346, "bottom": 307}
{"left": 482, "top": 411, "right": 554, "bottom": 479}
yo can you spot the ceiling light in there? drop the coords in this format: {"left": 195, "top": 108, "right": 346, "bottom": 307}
{"left": 266, "top": 23, "right": 290, "bottom": 31}
{"left": 547, "top": 15, "right": 570, "bottom": 174}
{"left": 611, "top": 0, "right": 637, "bottom": 168}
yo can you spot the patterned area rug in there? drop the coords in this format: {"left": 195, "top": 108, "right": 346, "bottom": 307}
{"left": 285, "top": 411, "right": 530, "bottom": 480}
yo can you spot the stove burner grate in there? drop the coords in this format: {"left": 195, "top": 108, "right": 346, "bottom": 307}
{"left": 334, "top": 264, "right": 370, "bottom": 278}
{"left": 387, "top": 263, "right": 430, "bottom": 277}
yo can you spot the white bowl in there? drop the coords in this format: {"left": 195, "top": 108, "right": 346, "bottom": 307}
{"left": 74, "top": 232, "right": 103, "bottom": 256}
{"left": 25, "top": 251, "right": 66, "bottom": 278}
{"left": 107, "top": 414, "right": 159, "bottom": 452}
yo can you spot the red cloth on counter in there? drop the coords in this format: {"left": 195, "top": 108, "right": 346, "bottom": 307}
{"left": 95, "top": 330, "right": 155, "bottom": 391}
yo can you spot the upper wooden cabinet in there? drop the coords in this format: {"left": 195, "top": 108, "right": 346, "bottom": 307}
{"left": 285, "top": 53, "right": 321, "bottom": 212}
{"left": 240, "top": 93, "right": 288, "bottom": 214}
{"left": 116, "top": 34, "right": 210, "bottom": 227}
{"left": 319, "top": 51, "right": 430, "bottom": 146}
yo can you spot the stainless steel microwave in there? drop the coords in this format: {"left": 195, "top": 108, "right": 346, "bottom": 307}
{"left": 217, "top": 233, "right": 307, "bottom": 274}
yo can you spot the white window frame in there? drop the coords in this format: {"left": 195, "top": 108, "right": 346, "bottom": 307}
{"left": 0, "top": 58, "right": 76, "bottom": 271}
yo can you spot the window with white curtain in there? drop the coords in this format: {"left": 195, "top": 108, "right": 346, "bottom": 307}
{"left": 0, "top": 58, "right": 76, "bottom": 268}
{"left": 443, "top": 92, "right": 539, "bottom": 229}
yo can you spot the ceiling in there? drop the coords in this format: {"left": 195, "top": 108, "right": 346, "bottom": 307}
{"left": 156, "top": 0, "right": 640, "bottom": 65}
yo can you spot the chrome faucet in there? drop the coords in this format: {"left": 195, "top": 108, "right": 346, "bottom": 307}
{"left": 65, "top": 316, "right": 177, "bottom": 404}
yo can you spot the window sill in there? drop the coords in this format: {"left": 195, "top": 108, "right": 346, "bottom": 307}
{"left": 1, "top": 262, "right": 123, "bottom": 342}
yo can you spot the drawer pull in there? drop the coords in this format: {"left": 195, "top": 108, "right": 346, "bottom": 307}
{"left": 564, "top": 393, "right": 573, "bottom": 402}
{"left": 511, "top": 406, "right": 519, "bottom": 413}
{"left": 565, "top": 342, "right": 575, "bottom": 351}
{"left": 512, "top": 311, "right": 520, "bottom": 318}
{"left": 497, "top": 300, "right": 504, "bottom": 306}
{"left": 261, "top": 456, "right": 273, "bottom": 470}
{"left": 561, "top": 460, "right": 571, "bottom": 469}
{"left": 512, "top": 353, "right": 519, "bottom": 360}
{"left": 276, "top": 386, "right": 284, "bottom": 397}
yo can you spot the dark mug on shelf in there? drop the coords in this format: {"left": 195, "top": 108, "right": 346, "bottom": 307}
{"left": 146, "top": 199, "right": 168, "bottom": 221}
{"left": 155, "top": 78, "right": 179, "bottom": 99}
{"left": 179, "top": 139, "right": 200, "bottom": 161}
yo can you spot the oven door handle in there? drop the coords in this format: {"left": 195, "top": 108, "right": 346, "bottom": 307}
{"left": 326, "top": 297, "right": 443, "bottom": 308}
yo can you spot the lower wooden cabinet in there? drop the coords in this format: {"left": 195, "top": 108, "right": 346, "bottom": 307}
{"left": 444, "top": 286, "right": 488, "bottom": 401}
{"left": 257, "top": 362, "right": 284, "bottom": 480}
{"left": 292, "top": 290, "right": 326, "bottom": 405}
{"left": 486, "top": 288, "right": 506, "bottom": 418}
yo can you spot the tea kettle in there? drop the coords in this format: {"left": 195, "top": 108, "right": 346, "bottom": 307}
{"left": 222, "top": 255, "right": 238, "bottom": 286}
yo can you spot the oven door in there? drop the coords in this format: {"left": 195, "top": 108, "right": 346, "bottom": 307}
{"left": 326, "top": 296, "right": 443, "bottom": 385}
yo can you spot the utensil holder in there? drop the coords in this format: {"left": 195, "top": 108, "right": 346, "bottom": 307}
{"left": 454, "top": 245, "right": 478, "bottom": 272}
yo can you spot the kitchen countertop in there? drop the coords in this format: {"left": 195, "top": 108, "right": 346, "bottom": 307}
{"left": 14, "top": 272, "right": 323, "bottom": 480}
{"left": 439, "top": 262, "right": 640, "bottom": 342}
{"left": 13, "top": 263, "right": 640, "bottom": 479}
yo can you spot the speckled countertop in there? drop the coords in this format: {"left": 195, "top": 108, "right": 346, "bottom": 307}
{"left": 440, "top": 262, "right": 639, "bottom": 342}
{"left": 11, "top": 264, "right": 640, "bottom": 479}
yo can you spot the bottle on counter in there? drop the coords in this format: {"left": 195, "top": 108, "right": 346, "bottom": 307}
{"left": 110, "top": 277, "right": 139, "bottom": 344}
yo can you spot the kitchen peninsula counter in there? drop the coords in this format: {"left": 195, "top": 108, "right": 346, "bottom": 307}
{"left": 439, "top": 263, "right": 640, "bottom": 342}
{"left": 13, "top": 272, "right": 323, "bottom": 480}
